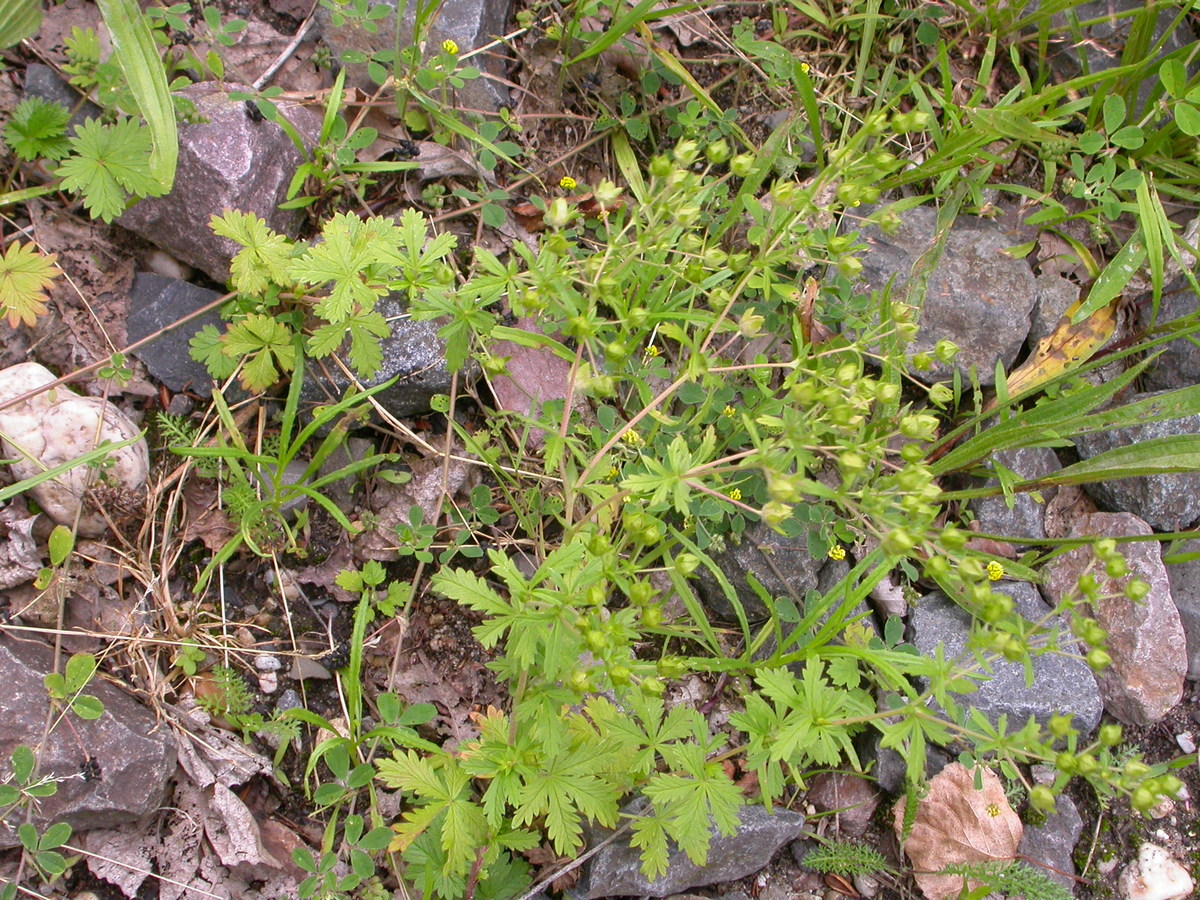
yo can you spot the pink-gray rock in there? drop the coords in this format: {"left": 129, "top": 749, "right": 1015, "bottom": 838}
{"left": 486, "top": 317, "right": 578, "bottom": 450}
{"left": 1041, "top": 512, "right": 1186, "bottom": 725}
{"left": 0, "top": 637, "right": 175, "bottom": 847}
{"left": 804, "top": 773, "right": 879, "bottom": 839}
{"left": 1073, "top": 393, "right": 1200, "bottom": 532}
{"left": 575, "top": 805, "right": 805, "bottom": 899}
{"left": 118, "top": 82, "right": 321, "bottom": 284}
{"left": 853, "top": 207, "right": 1036, "bottom": 386}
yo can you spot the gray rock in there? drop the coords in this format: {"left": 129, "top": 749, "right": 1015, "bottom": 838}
{"left": 118, "top": 82, "right": 321, "bottom": 284}
{"left": 694, "top": 520, "right": 832, "bottom": 623}
{"left": 487, "top": 317, "right": 579, "bottom": 450}
{"left": 1026, "top": 0, "right": 1196, "bottom": 111}
{"left": 1138, "top": 282, "right": 1200, "bottom": 393}
{"left": 0, "top": 637, "right": 175, "bottom": 847}
{"left": 1029, "top": 274, "right": 1080, "bottom": 350}
{"left": 575, "top": 805, "right": 805, "bottom": 899}
{"left": 1160, "top": 538, "right": 1200, "bottom": 680}
{"left": 907, "top": 585, "right": 1103, "bottom": 733}
{"left": 126, "top": 273, "right": 225, "bottom": 396}
{"left": 1041, "top": 512, "right": 1186, "bottom": 725}
{"left": 853, "top": 207, "right": 1036, "bottom": 385}
{"left": 23, "top": 63, "right": 102, "bottom": 132}
{"left": 300, "top": 297, "right": 457, "bottom": 420}
{"left": 1018, "top": 794, "right": 1084, "bottom": 892}
{"left": 968, "top": 446, "right": 1062, "bottom": 544}
{"left": 315, "top": 0, "right": 512, "bottom": 112}
{"left": 1074, "top": 393, "right": 1200, "bottom": 532}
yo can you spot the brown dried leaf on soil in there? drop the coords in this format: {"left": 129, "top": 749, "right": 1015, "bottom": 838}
{"left": 0, "top": 505, "right": 42, "bottom": 589}
{"left": 893, "top": 763, "right": 1022, "bottom": 900}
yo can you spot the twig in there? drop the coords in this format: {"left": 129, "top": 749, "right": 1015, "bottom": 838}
{"left": 253, "top": 8, "right": 317, "bottom": 91}
{"left": 514, "top": 822, "right": 633, "bottom": 900}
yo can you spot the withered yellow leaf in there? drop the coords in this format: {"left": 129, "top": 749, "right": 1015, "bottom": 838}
{"left": 989, "top": 296, "right": 1118, "bottom": 412}
{"left": 893, "top": 763, "right": 1022, "bottom": 900}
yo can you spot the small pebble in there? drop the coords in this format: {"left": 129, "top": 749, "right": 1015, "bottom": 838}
{"left": 1118, "top": 843, "right": 1194, "bottom": 900}
{"left": 853, "top": 874, "right": 879, "bottom": 898}
{"left": 1175, "top": 731, "right": 1196, "bottom": 753}
{"left": 275, "top": 688, "right": 303, "bottom": 713}
{"left": 291, "top": 656, "right": 332, "bottom": 680}
{"left": 258, "top": 671, "right": 278, "bottom": 694}
{"left": 1149, "top": 797, "right": 1174, "bottom": 819}
{"left": 255, "top": 655, "right": 281, "bottom": 672}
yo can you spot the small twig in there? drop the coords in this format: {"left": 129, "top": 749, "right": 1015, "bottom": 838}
{"left": 253, "top": 8, "right": 317, "bottom": 91}
{"left": 514, "top": 822, "right": 633, "bottom": 900}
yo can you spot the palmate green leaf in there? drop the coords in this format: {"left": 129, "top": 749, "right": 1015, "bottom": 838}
{"left": 57, "top": 117, "right": 159, "bottom": 223}
{"left": 3, "top": 98, "right": 72, "bottom": 161}
{"left": 0, "top": 240, "right": 60, "bottom": 328}
{"left": 210, "top": 210, "right": 293, "bottom": 295}
{"left": 222, "top": 313, "right": 296, "bottom": 391}
{"left": 346, "top": 310, "right": 390, "bottom": 377}
{"left": 290, "top": 213, "right": 401, "bottom": 323}
{"left": 190, "top": 324, "right": 239, "bottom": 380}
{"left": 430, "top": 566, "right": 517, "bottom": 648}
{"left": 630, "top": 814, "right": 671, "bottom": 880}
{"left": 643, "top": 743, "right": 742, "bottom": 866}
{"left": 514, "top": 739, "right": 623, "bottom": 855}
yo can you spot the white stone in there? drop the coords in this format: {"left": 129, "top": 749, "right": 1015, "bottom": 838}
{"left": 257, "top": 671, "right": 278, "bottom": 694}
{"left": 0, "top": 363, "right": 149, "bottom": 536}
{"left": 1118, "top": 843, "right": 1194, "bottom": 900}
{"left": 254, "top": 655, "right": 281, "bottom": 672}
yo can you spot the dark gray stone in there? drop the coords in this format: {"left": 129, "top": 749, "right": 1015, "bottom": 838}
{"left": 315, "top": 0, "right": 512, "bottom": 112}
{"left": 118, "top": 82, "right": 321, "bottom": 284}
{"left": 300, "top": 296, "right": 456, "bottom": 420}
{"left": 23, "top": 63, "right": 102, "bottom": 132}
{"left": 127, "top": 273, "right": 225, "bottom": 397}
{"left": 694, "top": 520, "right": 830, "bottom": 623}
{"left": 968, "top": 447, "right": 1062, "bottom": 544}
{"left": 1138, "top": 282, "right": 1200, "bottom": 393}
{"left": 854, "top": 207, "right": 1036, "bottom": 385}
{"left": 1160, "top": 538, "right": 1200, "bottom": 680}
{"left": 1025, "top": 0, "right": 1196, "bottom": 111}
{"left": 575, "top": 806, "right": 805, "bottom": 899}
{"left": 1018, "top": 794, "right": 1084, "bottom": 892}
{"left": 907, "top": 585, "right": 1104, "bottom": 733}
{"left": 1075, "top": 393, "right": 1200, "bottom": 532}
{"left": 0, "top": 637, "right": 175, "bottom": 847}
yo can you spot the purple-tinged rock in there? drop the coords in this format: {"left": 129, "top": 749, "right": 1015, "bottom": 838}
{"left": 0, "top": 637, "right": 175, "bottom": 847}
{"left": 1041, "top": 512, "right": 1186, "bottom": 725}
{"left": 118, "top": 82, "right": 321, "bottom": 284}
{"left": 126, "top": 273, "right": 225, "bottom": 397}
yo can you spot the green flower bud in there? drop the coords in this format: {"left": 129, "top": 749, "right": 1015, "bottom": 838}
{"left": 706, "top": 139, "right": 731, "bottom": 164}
{"left": 1087, "top": 648, "right": 1112, "bottom": 671}
{"left": 1105, "top": 556, "right": 1128, "bottom": 578}
{"left": 1099, "top": 724, "right": 1123, "bottom": 747}
{"left": 674, "top": 553, "right": 700, "bottom": 577}
{"left": 1126, "top": 578, "right": 1150, "bottom": 601}
{"left": 1055, "top": 752, "right": 1077, "bottom": 773}
{"left": 640, "top": 605, "right": 663, "bottom": 627}
{"left": 1049, "top": 714, "right": 1075, "bottom": 739}
{"left": 1030, "top": 785, "right": 1056, "bottom": 813}
{"left": 730, "top": 153, "right": 756, "bottom": 177}
{"left": 641, "top": 676, "right": 666, "bottom": 695}
{"left": 649, "top": 155, "right": 672, "bottom": 178}
{"left": 882, "top": 527, "right": 916, "bottom": 555}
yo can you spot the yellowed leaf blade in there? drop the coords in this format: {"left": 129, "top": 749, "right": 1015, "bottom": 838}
{"left": 995, "top": 297, "right": 1118, "bottom": 408}
{"left": 894, "top": 763, "right": 1022, "bottom": 900}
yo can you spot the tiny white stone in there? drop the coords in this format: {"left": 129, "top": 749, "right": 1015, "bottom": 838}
{"left": 853, "top": 874, "right": 879, "bottom": 898}
{"left": 258, "top": 671, "right": 278, "bottom": 694}
{"left": 1118, "top": 843, "right": 1194, "bottom": 900}
{"left": 254, "top": 655, "right": 281, "bottom": 672}
{"left": 1176, "top": 731, "right": 1196, "bottom": 754}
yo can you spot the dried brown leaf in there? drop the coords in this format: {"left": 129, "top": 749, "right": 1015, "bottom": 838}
{"left": 893, "top": 763, "right": 1022, "bottom": 900}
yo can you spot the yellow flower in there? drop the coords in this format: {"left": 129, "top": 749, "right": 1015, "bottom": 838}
{"left": 986, "top": 560, "right": 1005, "bottom": 582}
{"left": 728, "top": 488, "right": 742, "bottom": 502}
{"left": 645, "top": 344, "right": 660, "bottom": 358}
{"left": 441, "top": 39, "right": 459, "bottom": 55}
{"left": 621, "top": 430, "right": 643, "bottom": 447}
{"left": 605, "top": 466, "right": 619, "bottom": 481}
{"left": 721, "top": 405, "right": 735, "bottom": 418}
{"left": 559, "top": 175, "right": 577, "bottom": 190}
{"left": 828, "top": 545, "right": 846, "bottom": 561}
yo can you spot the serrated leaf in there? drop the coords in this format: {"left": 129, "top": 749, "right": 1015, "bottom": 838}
{"left": 346, "top": 311, "right": 390, "bottom": 377}
{"left": 3, "top": 98, "right": 72, "bottom": 161}
{"left": 57, "top": 118, "right": 159, "bottom": 222}
{"left": 210, "top": 210, "right": 293, "bottom": 294}
{"left": 0, "top": 240, "right": 60, "bottom": 328}
{"left": 189, "top": 324, "right": 239, "bottom": 380}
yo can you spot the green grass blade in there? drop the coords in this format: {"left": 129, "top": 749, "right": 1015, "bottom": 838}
{"left": 1031, "top": 434, "right": 1200, "bottom": 486}
{"left": 0, "top": 0, "right": 40, "bottom": 49}
{"left": 96, "top": 0, "right": 177, "bottom": 191}
{"left": 566, "top": 0, "right": 660, "bottom": 66}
